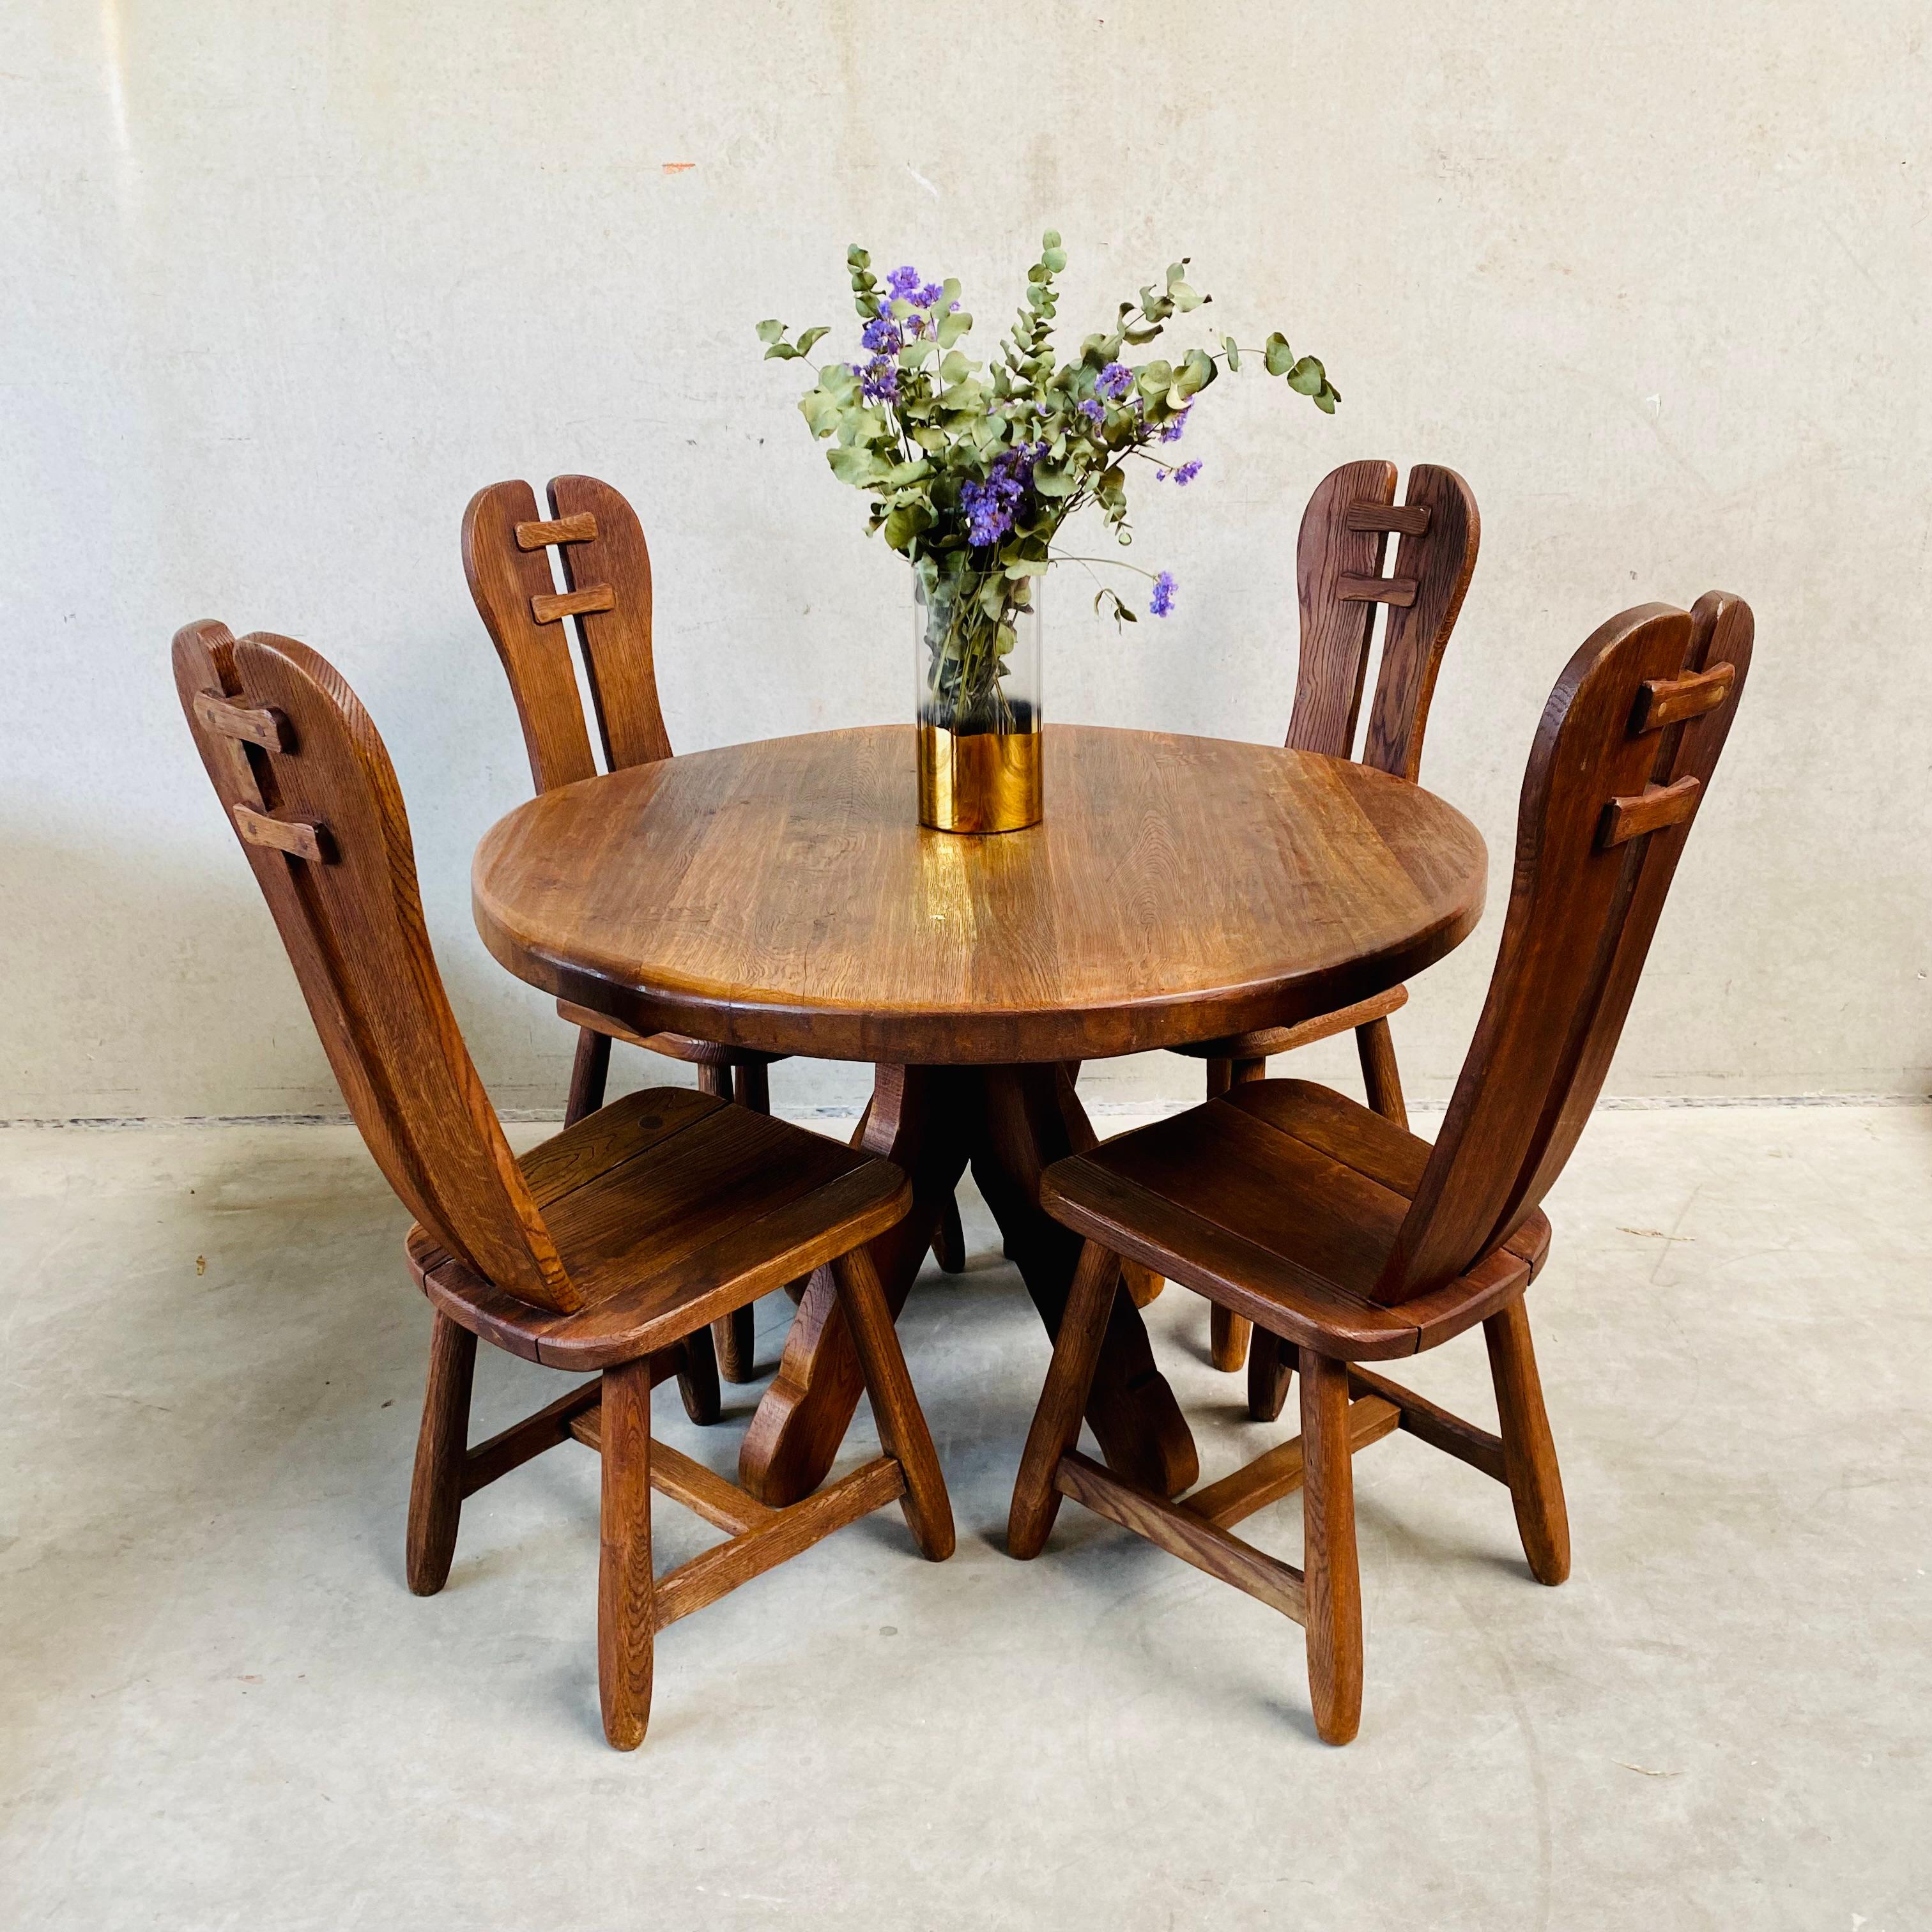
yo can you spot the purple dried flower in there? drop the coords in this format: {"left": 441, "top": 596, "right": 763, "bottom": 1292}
{"left": 1078, "top": 398, "right": 1107, "bottom": 427}
{"left": 960, "top": 480, "right": 1011, "bottom": 547}
{"left": 1096, "top": 362, "right": 1133, "bottom": 401}
{"left": 860, "top": 313, "right": 902, "bottom": 354}
{"left": 1172, "top": 459, "right": 1202, "bottom": 486}
{"left": 886, "top": 264, "right": 921, "bottom": 299}
{"left": 1149, "top": 570, "right": 1177, "bottom": 617}
{"left": 1158, "top": 406, "right": 1192, "bottom": 443}
{"left": 916, "top": 282, "right": 946, "bottom": 309}
{"left": 959, "top": 440, "right": 1046, "bottom": 549}
{"left": 855, "top": 355, "right": 900, "bottom": 403}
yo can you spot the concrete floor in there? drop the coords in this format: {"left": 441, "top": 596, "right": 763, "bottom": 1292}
{"left": 2, "top": 1103, "right": 1929, "bottom": 1931}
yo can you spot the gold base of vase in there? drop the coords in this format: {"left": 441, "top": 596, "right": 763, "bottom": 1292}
{"left": 917, "top": 722, "right": 1043, "bottom": 834}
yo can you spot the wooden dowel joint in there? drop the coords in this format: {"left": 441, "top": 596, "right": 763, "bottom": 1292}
{"left": 516, "top": 513, "right": 598, "bottom": 549}
{"left": 530, "top": 585, "right": 615, "bottom": 625}
{"left": 1336, "top": 574, "right": 1420, "bottom": 607}
{"left": 232, "top": 804, "right": 334, "bottom": 864}
{"left": 1600, "top": 775, "right": 1701, "bottom": 848}
{"left": 194, "top": 690, "right": 295, "bottom": 752}
{"left": 1633, "top": 661, "right": 1735, "bottom": 732}
{"left": 1345, "top": 502, "right": 1432, "bottom": 535}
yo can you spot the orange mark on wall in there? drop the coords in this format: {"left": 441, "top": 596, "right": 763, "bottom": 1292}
{"left": 662, "top": 162, "right": 697, "bottom": 174}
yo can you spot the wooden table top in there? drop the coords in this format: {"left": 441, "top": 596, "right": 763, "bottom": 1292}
{"left": 472, "top": 723, "right": 1487, "bottom": 1065}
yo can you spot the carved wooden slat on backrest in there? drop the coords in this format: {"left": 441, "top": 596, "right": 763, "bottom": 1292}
{"left": 546, "top": 475, "right": 673, "bottom": 770}
{"left": 1371, "top": 595, "right": 1753, "bottom": 1305}
{"left": 172, "top": 624, "right": 581, "bottom": 1314}
{"left": 1357, "top": 466, "right": 1480, "bottom": 782}
{"left": 461, "top": 480, "right": 599, "bottom": 793}
{"left": 1285, "top": 460, "right": 1397, "bottom": 758}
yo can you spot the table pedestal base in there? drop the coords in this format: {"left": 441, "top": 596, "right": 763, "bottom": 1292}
{"left": 738, "top": 1063, "right": 1199, "bottom": 1508}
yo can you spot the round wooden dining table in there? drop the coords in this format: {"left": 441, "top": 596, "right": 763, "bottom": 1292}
{"left": 473, "top": 722, "right": 1487, "bottom": 1506}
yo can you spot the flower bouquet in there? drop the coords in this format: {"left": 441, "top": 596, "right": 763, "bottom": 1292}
{"left": 758, "top": 233, "right": 1338, "bottom": 830}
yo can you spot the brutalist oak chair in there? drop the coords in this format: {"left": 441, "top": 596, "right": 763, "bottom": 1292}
{"left": 463, "top": 475, "right": 972, "bottom": 1386}
{"left": 1011, "top": 593, "right": 1751, "bottom": 1745}
{"left": 174, "top": 620, "right": 953, "bottom": 1749}
{"left": 1169, "top": 460, "right": 1480, "bottom": 1374}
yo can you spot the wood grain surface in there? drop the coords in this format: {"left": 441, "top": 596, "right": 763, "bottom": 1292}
{"left": 471, "top": 723, "right": 1487, "bottom": 1064}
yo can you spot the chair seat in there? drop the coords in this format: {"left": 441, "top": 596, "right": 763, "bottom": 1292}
{"left": 408, "top": 1087, "right": 907, "bottom": 1369}
{"left": 1167, "top": 985, "right": 1407, "bottom": 1062}
{"left": 1040, "top": 1078, "right": 1548, "bottom": 1360}
{"left": 558, "top": 1000, "right": 783, "bottom": 1070}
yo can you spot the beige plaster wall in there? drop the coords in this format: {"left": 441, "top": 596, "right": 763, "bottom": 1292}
{"left": 3, "top": 1, "right": 1926, "bottom": 1119}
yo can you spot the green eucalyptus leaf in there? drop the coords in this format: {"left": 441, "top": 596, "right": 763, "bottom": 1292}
{"left": 755, "top": 319, "right": 786, "bottom": 344}
{"left": 827, "top": 445, "right": 885, "bottom": 485}
{"left": 1042, "top": 247, "right": 1068, "bottom": 273}
{"left": 1136, "top": 359, "right": 1174, "bottom": 397}
{"left": 882, "top": 503, "right": 932, "bottom": 549}
{"left": 795, "top": 325, "right": 829, "bottom": 355}
{"left": 1223, "top": 335, "right": 1241, "bottom": 371}
{"left": 937, "top": 308, "right": 972, "bottom": 348}
{"left": 940, "top": 348, "right": 970, "bottom": 384}
{"left": 1169, "top": 281, "right": 1204, "bottom": 311}
{"left": 1286, "top": 355, "right": 1327, "bottom": 395}
{"left": 1264, "top": 332, "right": 1294, "bottom": 377}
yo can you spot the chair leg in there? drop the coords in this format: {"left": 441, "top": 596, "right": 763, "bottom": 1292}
{"left": 1354, "top": 1018, "right": 1408, "bottom": 1130}
{"left": 1483, "top": 1297, "right": 1570, "bottom": 1585}
{"left": 565, "top": 1027, "right": 611, "bottom": 1127}
{"left": 712, "top": 1306, "right": 758, "bottom": 1384}
{"left": 676, "top": 1326, "right": 723, "bottom": 1425}
{"left": 1248, "top": 1326, "right": 1294, "bottom": 1422}
{"left": 931, "top": 1193, "right": 967, "bottom": 1274}
{"left": 1008, "top": 1238, "right": 1120, "bottom": 1559}
{"left": 699, "top": 1059, "right": 772, "bottom": 1376}
{"left": 1211, "top": 1304, "right": 1252, "bottom": 1372}
{"left": 1300, "top": 1350, "right": 1364, "bottom": 1745}
{"left": 406, "top": 1313, "right": 476, "bottom": 1596}
{"left": 1204, "top": 1056, "right": 1264, "bottom": 1369}
{"left": 829, "top": 1245, "right": 955, "bottom": 1560}
{"left": 597, "top": 1354, "right": 656, "bottom": 1750}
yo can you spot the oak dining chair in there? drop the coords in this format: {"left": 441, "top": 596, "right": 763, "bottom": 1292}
{"left": 174, "top": 620, "right": 953, "bottom": 1750}
{"left": 1169, "top": 459, "right": 1480, "bottom": 1373}
{"left": 1010, "top": 591, "right": 1752, "bottom": 1745}
{"left": 463, "top": 475, "right": 970, "bottom": 1387}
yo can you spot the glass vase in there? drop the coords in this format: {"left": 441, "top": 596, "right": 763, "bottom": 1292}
{"left": 914, "top": 569, "right": 1043, "bottom": 834}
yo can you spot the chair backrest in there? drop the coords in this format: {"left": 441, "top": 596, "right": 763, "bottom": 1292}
{"left": 1372, "top": 592, "right": 1754, "bottom": 1305}
{"left": 461, "top": 474, "right": 671, "bottom": 794}
{"left": 172, "top": 620, "right": 581, "bottom": 1314}
{"left": 1287, "top": 460, "right": 1480, "bottom": 781}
